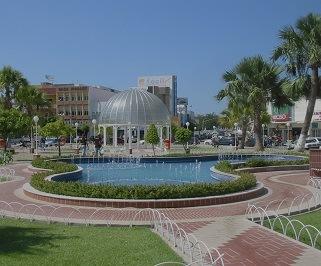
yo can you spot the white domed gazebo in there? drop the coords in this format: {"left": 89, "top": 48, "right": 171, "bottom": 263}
{"left": 98, "top": 89, "right": 171, "bottom": 152}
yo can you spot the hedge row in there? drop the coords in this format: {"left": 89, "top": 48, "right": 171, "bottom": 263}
{"left": 30, "top": 159, "right": 256, "bottom": 200}
{"left": 32, "top": 158, "right": 78, "bottom": 173}
{"left": 215, "top": 157, "right": 309, "bottom": 173}
{"left": 243, "top": 158, "right": 309, "bottom": 168}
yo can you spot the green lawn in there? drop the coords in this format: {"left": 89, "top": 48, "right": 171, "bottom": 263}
{"left": 264, "top": 209, "right": 321, "bottom": 249}
{"left": 0, "top": 218, "right": 182, "bottom": 266}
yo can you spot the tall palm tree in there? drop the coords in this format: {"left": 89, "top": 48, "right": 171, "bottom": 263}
{"left": 0, "top": 66, "right": 28, "bottom": 109}
{"left": 217, "top": 56, "right": 289, "bottom": 151}
{"left": 16, "top": 85, "right": 50, "bottom": 116}
{"left": 272, "top": 13, "right": 321, "bottom": 151}
{"left": 217, "top": 87, "right": 251, "bottom": 149}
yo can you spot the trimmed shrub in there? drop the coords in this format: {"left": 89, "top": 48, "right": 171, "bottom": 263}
{"left": 32, "top": 158, "right": 77, "bottom": 173}
{"left": 30, "top": 159, "right": 257, "bottom": 200}
{"left": 244, "top": 158, "right": 309, "bottom": 168}
{"left": 215, "top": 161, "right": 234, "bottom": 173}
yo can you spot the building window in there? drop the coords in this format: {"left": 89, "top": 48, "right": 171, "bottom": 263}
{"left": 58, "top": 96, "right": 63, "bottom": 101}
{"left": 65, "top": 96, "right": 69, "bottom": 101}
{"left": 84, "top": 95, "right": 88, "bottom": 101}
{"left": 84, "top": 110, "right": 88, "bottom": 115}
{"left": 65, "top": 110, "right": 70, "bottom": 115}
{"left": 78, "top": 96, "right": 82, "bottom": 101}
{"left": 71, "top": 110, "right": 76, "bottom": 116}
{"left": 71, "top": 95, "right": 75, "bottom": 101}
{"left": 77, "top": 110, "right": 82, "bottom": 115}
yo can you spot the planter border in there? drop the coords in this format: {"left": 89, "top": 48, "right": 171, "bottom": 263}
{"left": 23, "top": 181, "right": 266, "bottom": 208}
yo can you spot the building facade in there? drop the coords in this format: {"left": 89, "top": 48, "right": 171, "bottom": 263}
{"left": 177, "top": 97, "right": 188, "bottom": 125}
{"left": 138, "top": 75, "right": 177, "bottom": 116}
{"left": 267, "top": 98, "right": 321, "bottom": 140}
{"left": 39, "top": 83, "right": 118, "bottom": 125}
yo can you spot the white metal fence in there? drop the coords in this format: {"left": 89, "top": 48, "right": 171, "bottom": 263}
{"left": 246, "top": 190, "right": 321, "bottom": 249}
{"left": 0, "top": 167, "right": 15, "bottom": 182}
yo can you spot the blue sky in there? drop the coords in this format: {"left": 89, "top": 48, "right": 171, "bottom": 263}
{"left": 1, "top": 0, "right": 320, "bottom": 114}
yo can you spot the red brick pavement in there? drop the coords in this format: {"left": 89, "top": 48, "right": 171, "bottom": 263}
{"left": 2, "top": 164, "right": 321, "bottom": 265}
{"left": 215, "top": 227, "right": 306, "bottom": 266}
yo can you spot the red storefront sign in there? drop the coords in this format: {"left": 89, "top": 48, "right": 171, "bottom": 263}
{"left": 272, "top": 113, "right": 290, "bottom": 122}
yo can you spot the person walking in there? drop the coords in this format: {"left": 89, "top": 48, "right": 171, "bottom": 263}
{"left": 94, "top": 134, "right": 103, "bottom": 156}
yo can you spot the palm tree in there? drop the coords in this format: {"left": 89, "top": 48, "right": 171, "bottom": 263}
{"left": 272, "top": 13, "right": 321, "bottom": 151}
{"left": 0, "top": 66, "right": 28, "bottom": 109}
{"left": 16, "top": 85, "right": 50, "bottom": 116}
{"left": 217, "top": 56, "right": 289, "bottom": 151}
{"left": 218, "top": 90, "right": 251, "bottom": 149}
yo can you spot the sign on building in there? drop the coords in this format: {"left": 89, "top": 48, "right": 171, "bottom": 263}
{"left": 271, "top": 105, "right": 292, "bottom": 122}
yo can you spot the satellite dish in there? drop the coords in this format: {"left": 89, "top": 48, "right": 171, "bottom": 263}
{"left": 45, "top": 75, "right": 54, "bottom": 83}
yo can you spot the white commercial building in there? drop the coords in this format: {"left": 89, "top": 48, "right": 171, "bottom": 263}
{"left": 267, "top": 99, "right": 321, "bottom": 140}
{"left": 138, "top": 75, "right": 177, "bottom": 116}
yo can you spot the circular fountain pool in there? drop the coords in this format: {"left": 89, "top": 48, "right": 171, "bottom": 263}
{"left": 75, "top": 154, "right": 300, "bottom": 186}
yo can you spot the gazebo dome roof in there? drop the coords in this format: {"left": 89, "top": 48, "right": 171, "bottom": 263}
{"left": 99, "top": 89, "right": 171, "bottom": 126}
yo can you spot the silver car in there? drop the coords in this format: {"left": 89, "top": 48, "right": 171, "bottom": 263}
{"left": 305, "top": 137, "right": 321, "bottom": 149}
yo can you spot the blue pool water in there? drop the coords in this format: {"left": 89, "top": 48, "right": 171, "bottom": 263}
{"left": 77, "top": 155, "right": 299, "bottom": 186}
{"left": 79, "top": 160, "right": 231, "bottom": 186}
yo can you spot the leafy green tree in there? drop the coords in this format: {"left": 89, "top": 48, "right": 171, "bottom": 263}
{"left": 145, "top": 124, "right": 159, "bottom": 156}
{"left": 272, "top": 13, "right": 321, "bottom": 151}
{"left": 40, "top": 119, "right": 74, "bottom": 157}
{"left": 195, "top": 113, "right": 219, "bottom": 130}
{"left": 0, "top": 66, "right": 28, "bottom": 109}
{"left": 0, "top": 108, "right": 30, "bottom": 150}
{"left": 175, "top": 127, "right": 192, "bottom": 154}
{"left": 217, "top": 56, "right": 290, "bottom": 151}
{"left": 79, "top": 123, "right": 90, "bottom": 137}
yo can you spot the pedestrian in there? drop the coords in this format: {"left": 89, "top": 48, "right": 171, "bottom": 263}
{"left": 41, "top": 137, "right": 46, "bottom": 151}
{"left": 94, "top": 134, "right": 103, "bottom": 156}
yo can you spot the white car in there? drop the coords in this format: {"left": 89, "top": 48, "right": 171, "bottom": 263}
{"left": 305, "top": 137, "right": 321, "bottom": 149}
{"left": 203, "top": 139, "right": 212, "bottom": 145}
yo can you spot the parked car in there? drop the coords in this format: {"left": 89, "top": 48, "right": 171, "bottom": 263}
{"left": 45, "top": 138, "right": 58, "bottom": 147}
{"left": 188, "top": 136, "right": 200, "bottom": 145}
{"left": 219, "top": 137, "right": 238, "bottom": 146}
{"left": 305, "top": 137, "right": 321, "bottom": 149}
{"left": 203, "top": 139, "right": 212, "bottom": 145}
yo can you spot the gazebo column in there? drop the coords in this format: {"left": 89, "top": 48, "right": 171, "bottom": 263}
{"left": 143, "top": 126, "right": 147, "bottom": 145}
{"left": 113, "top": 126, "right": 118, "bottom": 147}
{"left": 137, "top": 126, "right": 140, "bottom": 148}
{"left": 166, "top": 126, "right": 170, "bottom": 140}
{"left": 128, "top": 124, "right": 132, "bottom": 154}
{"left": 103, "top": 126, "right": 107, "bottom": 146}
{"left": 124, "top": 126, "right": 128, "bottom": 147}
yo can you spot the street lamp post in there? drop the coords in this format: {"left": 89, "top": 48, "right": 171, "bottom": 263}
{"left": 234, "top": 123, "right": 238, "bottom": 149}
{"left": 286, "top": 122, "right": 291, "bottom": 142}
{"left": 33, "top": 116, "right": 39, "bottom": 155}
{"left": 92, "top": 119, "right": 97, "bottom": 138}
{"left": 186, "top": 122, "right": 190, "bottom": 149}
{"left": 194, "top": 126, "right": 197, "bottom": 145}
{"left": 75, "top": 122, "right": 79, "bottom": 148}
{"left": 262, "top": 124, "right": 265, "bottom": 147}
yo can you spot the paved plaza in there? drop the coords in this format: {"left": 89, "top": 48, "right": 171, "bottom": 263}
{"left": 0, "top": 163, "right": 321, "bottom": 265}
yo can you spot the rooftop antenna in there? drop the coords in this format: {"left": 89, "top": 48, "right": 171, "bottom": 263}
{"left": 45, "top": 74, "right": 54, "bottom": 84}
